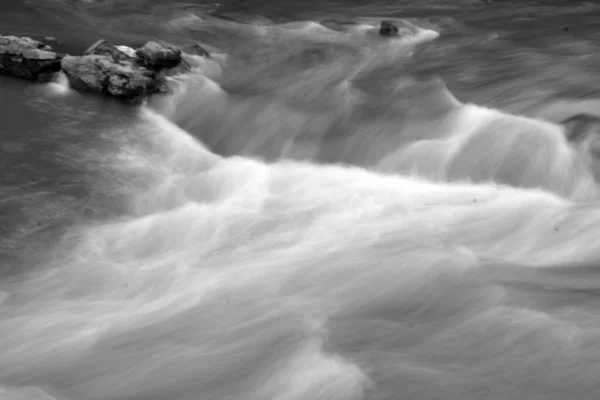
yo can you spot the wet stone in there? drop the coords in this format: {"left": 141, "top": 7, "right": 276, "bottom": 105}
{"left": 380, "top": 21, "right": 400, "bottom": 37}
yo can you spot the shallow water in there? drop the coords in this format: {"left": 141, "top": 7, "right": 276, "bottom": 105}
{"left": 2, "top": 1, "right": 600, "bottom": 399}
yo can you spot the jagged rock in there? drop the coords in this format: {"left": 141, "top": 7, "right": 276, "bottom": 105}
{"left": 61, "top": 54, "right": 167, "bottom": 103}
{"left": 379, "top": 21, "right": 399, "bottom": 37}
{"left": 135, "top": 41, "right": 182, "bottom": 69}
{"left": 1, "top": 36, "right": 190, "bottom": 103}
{"left": 0, "top": 35, "right": 63, "bottom": 82}
{"left": 60, "top": 40, "right": 186, "bottom": 103}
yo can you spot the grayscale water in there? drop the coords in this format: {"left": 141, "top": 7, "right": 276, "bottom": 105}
{"left": 2, "top": 1, "right": 600, "bottom": 399}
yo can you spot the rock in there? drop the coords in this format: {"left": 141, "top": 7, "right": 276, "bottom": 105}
{"left": 61, "top": 40, "right": 183, "bottom": 103}
{"left": 0, "top": 35, "right": 63, "bottom": 82}
{"left": 155, "top": 43, "right": 211, "bottom": 77}
{"left": 0, "top": 36, "right": 189, "bottom": 103}
{"left": 135, "top": 41, "right": 182, "bottom": 69}
{"left": 85, "top": 39, "right": 134, "bottom": 63}
{"left": 379, "top": 21, "right": 399, "bottom": 37}
{"left": 61, "top": 54, "right": 167, "bottom": 103}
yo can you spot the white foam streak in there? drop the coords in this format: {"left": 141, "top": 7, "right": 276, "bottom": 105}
{"left": 4, "top": 114, "right": 600, "bottom": 397}
{"left": 378, "top": 104, "right": 600, "bottom": 201}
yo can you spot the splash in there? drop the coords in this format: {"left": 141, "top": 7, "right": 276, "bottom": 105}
{"left": 45, "top": 72, "right": 71, "bottom": 96}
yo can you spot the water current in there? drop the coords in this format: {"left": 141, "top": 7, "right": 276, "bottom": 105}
{"left": 2, "top": 1, "right": 600, "bottom": 399}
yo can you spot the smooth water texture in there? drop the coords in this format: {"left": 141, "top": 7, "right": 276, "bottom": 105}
{"left": 2, "top": 1, "right": 600, "bottom": 399}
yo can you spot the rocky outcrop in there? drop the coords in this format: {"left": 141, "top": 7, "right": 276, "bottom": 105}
{"left": 0, "top": 36, "right": 63, "bottom": 82}
{"left": 61, "top": 40, "right": 187, "bottom": 103}
{"left": 0, "top": 35, "right": 211, "bottom": 103}
{"left": 61, "top": 55, "right": 167, "bottom": 102}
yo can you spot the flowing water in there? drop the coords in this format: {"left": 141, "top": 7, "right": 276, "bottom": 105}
{"left": 3, "top": 1, "right": 600, "bottom": 399}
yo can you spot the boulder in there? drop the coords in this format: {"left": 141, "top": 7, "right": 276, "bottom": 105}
{"left": 0, "top": 36, "right": 191, "bottom": 103}
{"left": 135, "top": 41, "right": 182, "bottom": 69}
{"left": 379, "top": 21, "right": 399, "bottom": 37}
{"left": 61, "top": 54, "right": 167, "bottom": 103}
{"left": 0, "top": 35, "right": 63, "bottom": 82}
{"left": 60, "top": 40, "right": 189, "bottom": 103}
{"left": 155, "top": 43, "right": 211, "bottom": 77}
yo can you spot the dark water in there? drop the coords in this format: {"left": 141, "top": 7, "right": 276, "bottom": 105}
{"left": 3, "top": 1, "right": 600, "bottom": 399}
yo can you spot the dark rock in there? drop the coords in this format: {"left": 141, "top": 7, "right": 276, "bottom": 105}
{"left": 61, "top": 54, "right": 168, "bottom": 103}
{"left": 135, "top": 41, "right": 182, "bottom": 69}
{"left": 0, "top": 35, "right": 63, "bottom": 82}
{"left": 158, "top": 44, "right": 214, "bottom": 77}
{"left": 379, "top": 21, "right": 399, "bottom": 37}
{"left": 157, "top": 43, "right": 211, "bottom": 77}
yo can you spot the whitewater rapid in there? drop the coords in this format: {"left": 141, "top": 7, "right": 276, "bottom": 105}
{"left": 3, "top": 15, "right": 600, "bottom": 400}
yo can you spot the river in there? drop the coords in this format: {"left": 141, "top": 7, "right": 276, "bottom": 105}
{"left": 2, "top": 1, "right": 600, "bottom": 399}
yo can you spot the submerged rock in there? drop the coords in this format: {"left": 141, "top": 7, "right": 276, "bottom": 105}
{"left": 135, "top": 41, "right": 182, "bottom": 69}
{"left": 0, "top": 35, "right": 63, "bottom": 82}
{"left": 379, "top": 21, "right": 400, "bottom": 37}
